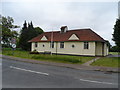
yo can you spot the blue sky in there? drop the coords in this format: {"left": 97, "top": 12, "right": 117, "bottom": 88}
{"left": 1, "top": 0, "right": 119, "bottom": 46}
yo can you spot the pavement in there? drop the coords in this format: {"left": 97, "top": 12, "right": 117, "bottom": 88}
{"left": 1, "top": 55, "right": 120, "bottom": 73}
{"left": 107, "top": 54, "right": 120, "bottom": 57}
{"left": 82, "top": 57, "right": 100, "bottom": 66}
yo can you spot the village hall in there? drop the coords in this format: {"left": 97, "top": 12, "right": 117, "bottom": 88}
{"left": 29, "top": 26, "right": 109, "bottom": 56}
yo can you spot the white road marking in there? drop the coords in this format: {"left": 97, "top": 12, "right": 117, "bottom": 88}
{"left": 79, "top": 79, "right": 116, "bottom": 85}
{"left": 10, "top": 66, "right": 49, "bottom": 76}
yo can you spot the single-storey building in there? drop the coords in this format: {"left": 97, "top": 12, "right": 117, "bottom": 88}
{"left": 29, "top": 26, "right": 109, "bottom": 56}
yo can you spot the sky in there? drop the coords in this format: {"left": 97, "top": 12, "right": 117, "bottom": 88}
{"left": 1, "top": 0, "right": 120, "bottom": 46}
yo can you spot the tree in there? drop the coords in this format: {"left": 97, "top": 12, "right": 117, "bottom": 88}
{"left": 19, "top": 20, "right": 28, "bottom": 50}
{"left": 19, "top": 21, "right": 44, "bottom": 51}
{"left": 2, "top": 16, "right": 14, "bottom": 28}
{"left": 34, "top": 27, "right": 44, "bottom": 35}
{"left": 2, "top": 26, "right": 11, "bottom": 46}
{"left": 1, "top": 16, "right": 19, "bottom": 47}
{"left": 112, "top": 19, "right": 120, "bottom": 52}
{"left": 109, "top": 46, "right": 119, "bottom": 52}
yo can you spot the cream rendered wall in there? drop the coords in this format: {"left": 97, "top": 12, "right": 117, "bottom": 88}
{"left": 57, "top": 42, "right": 82, "bottom": 55}
{"left": 31, "top": 41, "right": 109, "bottom": 56}
{"left": 104, "top": 43, "right": 106, "bottom": 56}
{"left": 56, "top": 42, "right": 95, "bottom": 56}
{"left": 31, "top": 43, "right": 34, "bottom": 51}
{"left": 32, "top": 42, "right": 96, "bottom": 56}
{"left": 32, "top": 42, "right": 57, "bottom": 52}
{"left": 95, "top": 42, "right": 103, "bottom": 56}
{"left": 104, "top": 43, "right": 109, "bottom": 56}
{"left": 38, "top": 42, "right": 56, "bottom": 52}
{"left": 95, "top": 42, "right": 109, "bottom": 56}
{"left": 31, "top": 42, "right": 38, "bottom": 51}
{"left": 106, "top": 45, "right": 109, "bottom": 55}
{"left": 81, "top": 42, "right": 96, "bottom": 56}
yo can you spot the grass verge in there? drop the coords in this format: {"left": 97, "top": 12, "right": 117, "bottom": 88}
{"left": 91, "top": 57, "right": 120, "bottom": 67}
{"left": 2, "top": 48, "right": 94, "bottom": 64}
{"left": 109, "top": 52, "right": 119, "bottom": 55}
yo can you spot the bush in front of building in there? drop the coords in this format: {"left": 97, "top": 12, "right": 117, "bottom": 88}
{"left": 30, "top": 49, "right": 39, "bottom": 54}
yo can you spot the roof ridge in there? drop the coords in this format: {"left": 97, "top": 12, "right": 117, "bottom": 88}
{"left": 44, "top": 28, "right": 91, "bottom": 33}
{"left": 44, "top": 31, "right": 60, "bottom": 33}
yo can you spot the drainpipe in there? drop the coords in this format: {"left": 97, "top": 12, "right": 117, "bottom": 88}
{"left": 51, "top": 29, "right": 53, "bottom": 55}
{"left": 102, "top": 42, "right": 104, "bottom": 56}
{"left": 95, "top": 42, "right": 97, "bottom": 56}
{"left": 56, "top": 42, "right": 58, "bottom": 55}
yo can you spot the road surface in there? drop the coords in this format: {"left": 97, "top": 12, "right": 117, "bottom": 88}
{"left": 2, "top": 58, "right": 118, "bottom": 88}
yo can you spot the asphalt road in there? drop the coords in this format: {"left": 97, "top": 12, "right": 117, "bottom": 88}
{"left": 2, "top": 58, "right": 118, "bottom": 88}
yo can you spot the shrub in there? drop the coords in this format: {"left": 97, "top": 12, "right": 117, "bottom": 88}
{"left": 30, "top": 49, "right": 39, "bottom": 54}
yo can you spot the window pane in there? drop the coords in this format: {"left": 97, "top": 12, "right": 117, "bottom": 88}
{"left": 35, "top": 42, "right": 38, "bottom": 47}
{"left": 60, "top": 42, "right": 64, "bottom": 48}
{"left": 84, "top": 42, "right": 89, "bottom": 49}
{"left": 50, "top": 41, "right": 54, "bottom": 48}
{"left": 72, "top": 45, "right": 75, "bottom": 48}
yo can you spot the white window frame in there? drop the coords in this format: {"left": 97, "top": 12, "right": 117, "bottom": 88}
{"left": 84, "top": 42, "right": 89, "bottom": 49}
{"left": 60, "top": 42, "right": 64, "bottom": 48}
{"left": 50, "top": 41, "right": 54, "bottom": 48}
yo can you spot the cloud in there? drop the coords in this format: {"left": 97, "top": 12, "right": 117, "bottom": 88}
{"left": 2, "top": 0, "right": 119, "bottom": 3}
{"left": 1, "top": 1, "right": 118, "bottom": 45}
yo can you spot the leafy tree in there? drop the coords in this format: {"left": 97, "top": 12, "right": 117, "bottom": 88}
{"left": 1, "top": 16, "right": 19, "bottom": 47}
{"left": 113, "top": 19, "right": 120, "bottom": 52}
{"left": 34, "top": 27, "right": 44, "bottom": 35}
{"left": 19, "top": 21, "right": 44, "bottom": 51}
{"left": 11, "top": 30, "right": 19, "bottom": 38}
{"left": 2, "top": 16, "right": 14, "bottom": 28}
{"left": 2, "top": 26, "right": 11, "bottom": 46}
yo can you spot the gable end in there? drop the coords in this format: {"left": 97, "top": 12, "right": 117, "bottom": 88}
{"left": 41, "top": 36, "right": 48, "bottom": 40}
{"left": 68, "top": 34, "right": 79, "bottom": 40}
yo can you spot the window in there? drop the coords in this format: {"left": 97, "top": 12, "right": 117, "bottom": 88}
{"left": 43, "top": 44, "right": 45, "bottom": 47}
{"left": 84, "top": 42, "right": 89, "bottom": 49}
{"left": 60, "top": 42, "right": 64, "bottom": 48}
{"left": 50, "top": 41, "right": 54, "bottom": 48}
{"left": 72, "top": 44, "right": 75, "bottom": 48}
{"left": 35, "top": 42, "right": 38, "bottom": 47}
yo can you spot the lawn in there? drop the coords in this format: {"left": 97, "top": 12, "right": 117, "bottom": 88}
{"left": 109, "top": 52, "right": 119, "bottom": 55}
{"left": 2, "top": 48, "right": 94, "bottom": 64}
{"left": 91, "top": 57, "right": 120, "bottom": 67}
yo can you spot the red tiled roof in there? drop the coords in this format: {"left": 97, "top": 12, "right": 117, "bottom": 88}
{"left": 28, "top": 29, "right": 105, "bottom": 42}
